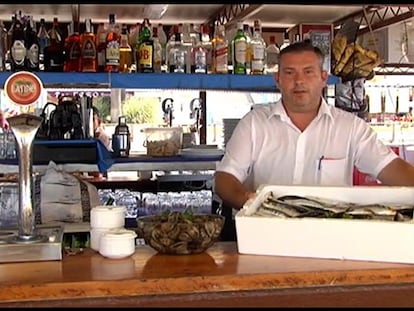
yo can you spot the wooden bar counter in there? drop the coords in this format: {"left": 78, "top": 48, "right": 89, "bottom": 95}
{"left": 1, "top": 242, "right": 414, "bottom": 307}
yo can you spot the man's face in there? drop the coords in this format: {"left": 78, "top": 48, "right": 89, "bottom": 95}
{"left": 275, "top": 51, "right": 328, "bottom": 113}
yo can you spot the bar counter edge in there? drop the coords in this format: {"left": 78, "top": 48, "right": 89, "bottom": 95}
{"left": 0, "top": 242, "right": 414, "bottom": 307}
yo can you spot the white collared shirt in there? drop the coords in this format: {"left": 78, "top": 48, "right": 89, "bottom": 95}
{"left": 216, "top": 98, "right": 398, "bottom": 191}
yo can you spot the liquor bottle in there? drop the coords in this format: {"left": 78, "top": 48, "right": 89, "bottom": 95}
{"left": 104, "top": 13, "right": 120, "bottom": 73}
{"left": 80, "top": 18, "right": 97, "bottom": 72}
{"left": 165, "top": 24, "right": 178, "bottom": 71}
{"left": 10, "top": 14, "right": 26, "bottom": 72}
{"left": 211, "top": 24, "right": 228, "bottom": 74}
{"left": 250, "top": 19, "right": 266, "bottom": 75}
{"left": 152, "top": 26, "right": 162, "bottom": 73}
{"left": 200, "top": 24, "right": 212, "bottom": 73}
{"left": 243, "top": 24, "right": 252, "bottom": 74}
{"left": 182, "top": 23, "right": 192, "bottom": 73}
{"left": 37, "top": 18, "right": 49, "bottom": 71}
{"left": 232, "top": 22, "right": 247, "bottom": 75}
{"left": 279, "top": 31, "right": 290, "bottom": 51}
{"left": 137, "top": 18, "right": 154, "bottom": 73}
{"left": 157, "top": 23, "right": 167, "bottom": 71}
{"left": 190, "top": 32, "right": 207, "bottom": 74}
{"left": 0, "top": 20, "right": 7, "bottom": 71}
{"left": 168, "top": 30, "right": 186, "bottom": 73}
{"left": 265, "top": 35, "right": 279, "bottom": 74}
{"left": 64, "top": 21, "right": 81, "bottom": 72}
{"left": 43, "top": 17, "right": 65, "bottom": 72}
{"left": 96, "top": 22, "right": 107, "bottom": 72}
{"left": 118, "top": 24, "right": 132, "bottom": 73}
{"left": 24, "top": 15, "right": 40, "bottom": 72}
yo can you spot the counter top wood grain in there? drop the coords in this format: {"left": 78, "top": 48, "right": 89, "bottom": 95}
{"left": 1, "top": 242, "right": 414, "bottom": 307}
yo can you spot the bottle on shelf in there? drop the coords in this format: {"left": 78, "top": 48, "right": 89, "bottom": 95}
{"left": 157, "top": 23, "right": 167, "bottom": 72}
{"left": 181, "top": 23, "right": 193, "bottom": 73}
{"left": 136, "top": 18, "right": 154, "bottom": 73}
{"left": 168, "top": 28, "right": 187, "bottom": 73}
{"left": 43, "top": 17, "right": 65, "bottom": 72}
{"left": 105, "top": 13, "right": 120, "bottom": 73}
{"left": 279, "top": 31, "right": 290, "bottom": 51}
{"left": 152, "top": 26, "right": 162, "bottom": 73}
{"left": 200, "top": 24, "right": 212, "bottom": 73}
{"left": 243, "top": 23, "right": 252, "bottom": 74}
{"left": 0, "top": 20, "right": 7, "bottom": 72}
{"left": 64, "top": 21, "right": 81, "bottom": 72}
{"left": 265, "top": 35, "right": 279, "bottom": 74}
{"left": 250, "top": 19, "right": 266, "bottom": 75}
{"left": 232, "top": 22, "right": 247, "bottom": 75}
{"left": 211, "top": 24, "right": 228, "bottom": 74}
{"left": 24, "top": 15, "right": 40, "bottom": 72}
{"left": 80, "top": 18, "right": 97, "bottom": 72}
{"left": 190, "top": 32, "right": 207, "bottom": 74}
{"left": 165, "top": 24, "right": 178, "bottom": 72}
{"left": 118, "top": 23, "right": 132, "bottom": 73}
{"left": 10, "top": 14, "right": 26, "bottom": 72}
{"left": 37, "top": 18, "right": 49, "bottom": 71}
{"left": 96, "top": 22, "right": 107, "bottom": 72}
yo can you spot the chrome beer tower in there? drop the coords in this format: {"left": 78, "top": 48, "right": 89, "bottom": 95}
{"left": 0, "top": 114, "right": 63, "bottom": 263}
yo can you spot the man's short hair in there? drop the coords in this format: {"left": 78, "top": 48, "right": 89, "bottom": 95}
{"left": 279, "top": 40, "right": 325, "bottom": 69}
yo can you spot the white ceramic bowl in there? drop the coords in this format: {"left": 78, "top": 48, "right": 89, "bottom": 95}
{"left": 99, "top": 228, "right": 137, "bottom": 259}
{"left": 90, "top": 205, "right": 126, "bottom": 229}
{"left": 90, "top": 227, "right": 122, "bottom": 251}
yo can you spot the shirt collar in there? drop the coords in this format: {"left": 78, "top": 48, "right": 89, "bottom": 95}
{"left": 269, "top": 97, "right": 334, "bottom": 122}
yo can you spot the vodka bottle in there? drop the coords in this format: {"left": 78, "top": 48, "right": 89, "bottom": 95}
{"left": 279, "top": 31, "right": 290, "bottom": 51}
{"left": 200, "top": 24, "right": 212, "bottom": 73}
{"left": 152, "top": 26, "right": 162, "bottom": 73}
{"left": 157, "top": 23, "right": 167, "bottom": 71}
{"left": 265, "top": 35, "right": 279, "bottom": 74}
{"left": 168, "top": 31, "right": 186, "bottom": 73}
{"left": 190, "top": 32, "right": 207, "bottom": 74}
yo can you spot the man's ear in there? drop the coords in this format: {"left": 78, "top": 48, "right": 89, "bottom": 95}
{"left": 274, "top": 71, "right": 279, "bottom": 85}
{"left": 321, "top": 70, "right": 328, "bottom": 86}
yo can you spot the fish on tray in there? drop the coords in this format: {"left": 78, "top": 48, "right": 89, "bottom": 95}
{"left": 253, "top": 192, "right": 414, "bottom": 222}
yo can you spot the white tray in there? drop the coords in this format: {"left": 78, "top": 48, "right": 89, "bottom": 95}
{"left": 236, "top": 184, "right": 414, "bottom": 264}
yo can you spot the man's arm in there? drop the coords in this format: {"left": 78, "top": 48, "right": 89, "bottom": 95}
{"left": 214, "top": 171, "right": 255, "bottom": 210}
{"left": 377, "top": 157, "right": 414, "bottom": 186}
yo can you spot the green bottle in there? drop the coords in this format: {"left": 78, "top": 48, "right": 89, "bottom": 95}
{"left": 232, "top": 22, "right": 247, "bottom": 75}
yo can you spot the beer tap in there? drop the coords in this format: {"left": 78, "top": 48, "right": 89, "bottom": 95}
{"left": 161, "top": 98, "right": 174, "bottom": 127}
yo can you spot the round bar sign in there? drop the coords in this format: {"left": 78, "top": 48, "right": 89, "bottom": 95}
{"left": 4, "top": 71, "right": 43, "bottom": 106}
